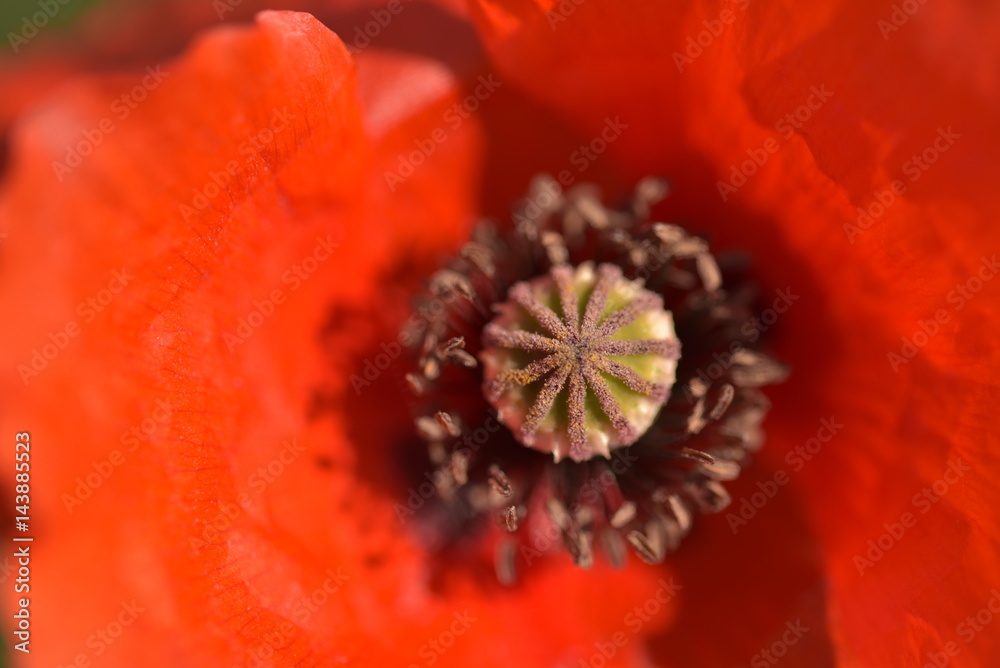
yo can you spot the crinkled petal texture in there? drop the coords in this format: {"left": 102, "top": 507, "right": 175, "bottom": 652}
{"left": 467, "top": 0, "right": 1000, "bottom": 666}
{"left": 2, "top": 2, "right": 999, "bottom": 668}
{"left": 0, "top": 9, "right": 670, "bottom": 668}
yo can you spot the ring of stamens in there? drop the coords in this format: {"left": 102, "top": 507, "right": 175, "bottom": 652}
{"left": 400, "top": 175, "right": 790, "bottom": 578}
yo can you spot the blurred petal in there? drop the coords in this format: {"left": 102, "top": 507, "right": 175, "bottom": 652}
{"left": 0, "top": 10, "right": 379, "bottom": 665}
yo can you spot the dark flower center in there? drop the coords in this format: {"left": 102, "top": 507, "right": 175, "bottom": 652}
{"left": 401, "top": 175, "right": 788, "bottom": 582}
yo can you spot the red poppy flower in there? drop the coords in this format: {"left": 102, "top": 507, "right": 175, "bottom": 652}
{"left": 2, "top": 2, "right": 999, "bottom": 667}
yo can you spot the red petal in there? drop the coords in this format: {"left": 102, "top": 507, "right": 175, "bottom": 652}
{"left": 0, "top": 11, "right": 380, "bottom": 665}
{"left": 467, "top": 0, "right": 1000, "bottom": 665}
{"left": 0, "top": 7, "right": 673, "bottom": 665}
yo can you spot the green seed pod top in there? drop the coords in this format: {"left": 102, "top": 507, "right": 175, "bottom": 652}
{"left": 480, "top": 261, "right": 681, "bottom": 462}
